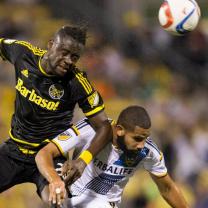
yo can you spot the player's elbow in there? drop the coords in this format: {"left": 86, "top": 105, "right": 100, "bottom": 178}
{"left": 35, "top": 147, "right": 52, "bottom": 164}
{"left": 35, "top": 148, "right": 46, "bottom": 165}
{"left": 35, "top": 142, "right": 61, "bottom": 163}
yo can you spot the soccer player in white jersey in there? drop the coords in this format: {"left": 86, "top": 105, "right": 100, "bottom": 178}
{"left": 35, "top": 105, "right": 189, "bottom": 208}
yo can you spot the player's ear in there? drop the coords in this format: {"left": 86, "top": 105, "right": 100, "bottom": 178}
{"left": 116, "top": 125, "right": 125, "bottom": 136}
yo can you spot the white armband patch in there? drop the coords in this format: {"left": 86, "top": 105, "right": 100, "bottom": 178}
{"left": 52, "top": 127, "right": 80, "bottom": 155}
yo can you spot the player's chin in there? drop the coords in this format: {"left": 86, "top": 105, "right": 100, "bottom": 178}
{"left": 126, "top": 149, "right": 138, "bottom": 155}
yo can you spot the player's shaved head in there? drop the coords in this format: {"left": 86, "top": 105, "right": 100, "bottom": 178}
{"left": 54, "top": 25, "right": 87, "bottom": 46}
{"left": 117, "top": 105, "right": 151, "bottom": 131}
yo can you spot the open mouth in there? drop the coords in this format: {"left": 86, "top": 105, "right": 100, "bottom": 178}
{"left": 57, "top": 65, "right": 68, "bottom": 73}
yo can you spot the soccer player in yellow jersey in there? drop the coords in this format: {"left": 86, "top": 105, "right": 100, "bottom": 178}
{"left": 0, "top": 25, "right": 112, "bottom": 206}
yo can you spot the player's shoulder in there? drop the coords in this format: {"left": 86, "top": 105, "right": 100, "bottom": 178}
{"left": 144, "top": 138, "right": 163, "bottom": 160}
{"left": 0, "top": 38, "right": 45, "bottom": 61}
{"left": 0, "top": 38, "right": 46, "bottom": 57}
{"left": 71, "top": 67, "right": 94, "bottom": 94}
{"left": 72, "top": 67, "right": 88, "bottom": 79}
{"left": 74, "top": 117, "right": 114, "bottom": 135}
{"left": 14, "top": 40, "right": 46, "bottom": 56}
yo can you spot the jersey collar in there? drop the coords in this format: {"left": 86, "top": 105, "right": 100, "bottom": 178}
{"left": 38, "top": 55, "right": 54, "bottom": 77}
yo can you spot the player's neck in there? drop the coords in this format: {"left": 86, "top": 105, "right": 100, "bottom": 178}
{"left": 40, "top": 54, "right": 53, "bottom": 76}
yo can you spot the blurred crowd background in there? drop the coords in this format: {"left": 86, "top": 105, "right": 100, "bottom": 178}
{"left": 0, "top": 0, "right": 208, "bottom": 207}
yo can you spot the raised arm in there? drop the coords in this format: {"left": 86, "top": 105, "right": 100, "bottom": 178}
{"left": 150, "top": 173, "right": 189, "bottom": 208}
{"left": 36, "top": 120, "right": 97, "bottom": 205}
{"left": 0, "top": 38, "right": 33, "bottom": 64}
{"left": 63, "top": 111, "right": 112, "bottom": 185}
{"left": 87, "top": 111, "right": 112, "bottom": 157}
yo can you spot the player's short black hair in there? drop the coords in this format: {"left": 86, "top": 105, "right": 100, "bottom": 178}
{"left": 117, "top": 105, "right": 151, "bottom": 131}
{"left": 55, "top": 25, "right": 87, "bottom": 45}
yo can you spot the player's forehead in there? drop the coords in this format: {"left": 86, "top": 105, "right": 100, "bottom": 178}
{"left": 54, "top": 35, "right": 84, "bottom": 53}
{"left": 128, "top": 125, "right": 150, "bottom": 138}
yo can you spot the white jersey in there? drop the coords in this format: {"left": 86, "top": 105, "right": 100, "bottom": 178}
{"left": 52, "top": 118, "right": 167, "bottom": 203}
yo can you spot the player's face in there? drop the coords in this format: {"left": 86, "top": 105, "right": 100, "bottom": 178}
{"left": 47, "top": 36, "right": 84, "bottom": 77}
{"left": 116, "top": 125, "right": 150, "bottom": 155}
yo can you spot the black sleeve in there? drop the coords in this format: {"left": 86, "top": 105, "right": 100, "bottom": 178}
{"left": 79, "top": 90, "right": 105, "bottom": 117}
{"left": 72, "top": 71, "right": 105, "bottom": 118}
{"left": 0, "top": 38, "right": 27, "bottom": 64}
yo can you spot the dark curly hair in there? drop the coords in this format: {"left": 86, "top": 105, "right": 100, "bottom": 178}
{"left": 55, "top": 25, "right": 87, "bottom": 45}
{"left": 117, "top": 105, "right": 151, "bottom": 131}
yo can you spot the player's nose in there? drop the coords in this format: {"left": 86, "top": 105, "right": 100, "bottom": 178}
{"left": 136, "top": 142, "right": 145, "bottom": 149}
{"left": 64, "top": 57, "right": 72, "bottom": 66}
{"left": 62, "top": 53, "right": 73, "bottom": 65}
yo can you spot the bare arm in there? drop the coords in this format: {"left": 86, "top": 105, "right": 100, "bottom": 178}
{"left": 35, "top": 143, "right": 66, "bottom": 206}
{"left": 63, "top": 111, "right": 112, "bottom": 185}
{"left": 87, "top": 111, "right": 112, "bottom": 156}
{"left": 35, "top": 143, "right": 61, "bottom": 183}
{"left": 150, "top": 173, "right": 189, "bottom": 208}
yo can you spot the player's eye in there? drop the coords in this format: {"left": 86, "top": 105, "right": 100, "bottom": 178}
{"left": 71, "top": 55, "right": 79, "bottom": 62}
{"left": 62, "top": 50, "right": 69, "bottom": 56}
{"left": 134, "top": 136, "right": 145, "bottom": 142}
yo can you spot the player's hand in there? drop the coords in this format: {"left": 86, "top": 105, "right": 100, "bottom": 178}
{"left": 49, "top": 179, "right": 67, "bottom": 207}
{"left": 62, "top": 158, "right": 87, "bottom": 186}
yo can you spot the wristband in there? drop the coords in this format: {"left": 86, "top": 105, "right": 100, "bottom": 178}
{"left": 79, "top": 150, "right": 93, "bottom": 165}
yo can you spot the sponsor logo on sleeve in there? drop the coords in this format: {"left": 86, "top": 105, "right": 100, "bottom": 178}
{"left": 87, "top": 91, "right": 99, "bottom": 108}
{"left": 58, "top": 132, "right": 72, "bottom": 141}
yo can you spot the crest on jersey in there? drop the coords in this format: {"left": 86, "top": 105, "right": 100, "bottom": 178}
{"left": 49, "top": 84, "right": 64, "bottom": 100}
{"left": 87, "top": 91, "right": 99, "bottom": 108}
{"left": 124, "top": 157, "right": 137, "bottom": 167}
{"left": 57, "top": 132, "right": 72, "bottom": 141}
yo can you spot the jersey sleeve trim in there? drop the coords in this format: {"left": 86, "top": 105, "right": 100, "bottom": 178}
{"left": 51, "top": 140, "right": 66, "bottom": 157}
{"left": 9, "top": 129, "right": 52, "bottom": 148}
{"left": 84, "top": 104, "right": 105, "bottom": 117}
{"left": 150, "top": 171, "right": 168, "bottom": 178}
{"left": 146, "top": 138, "right": 161, "bottom": 154}
{"left": 18, "top": 146, "right": 37, "bottom": 155}
{"left": 159, "top": 152, "right": 163, "bottom": 161}
{"left": 71, "top": 125, "right": 80, "bottom": 136}
{"left": 75, "top": 72, "right": 93, "bottom": 94}
{"left": 9, "top": 129, "right": 40, "bottom": 147}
